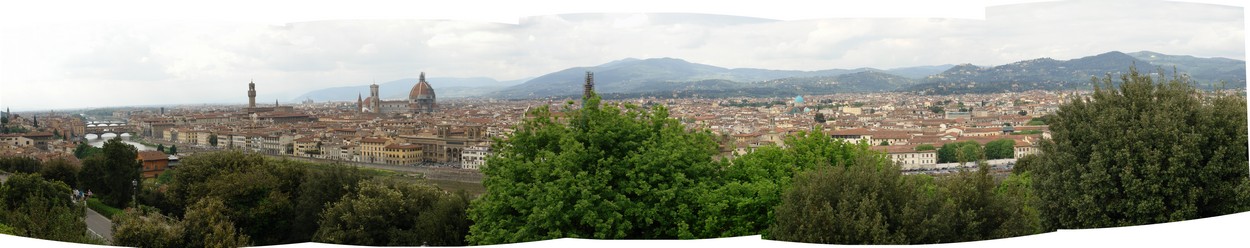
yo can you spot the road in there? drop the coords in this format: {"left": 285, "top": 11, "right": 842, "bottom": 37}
{"left": 84, "top": 206, "right": 112, "bottom": 243}
{"left": 263, "top": 155, "right": 484, "bottom": 183}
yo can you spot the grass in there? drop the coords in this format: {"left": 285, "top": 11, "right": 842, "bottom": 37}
{"left": 86, "top": 198, "right": 123, "bottom": 220}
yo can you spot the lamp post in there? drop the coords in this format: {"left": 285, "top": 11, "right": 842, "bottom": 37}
{"left": 131, "top": 179, "right": 138, "bottom": 209}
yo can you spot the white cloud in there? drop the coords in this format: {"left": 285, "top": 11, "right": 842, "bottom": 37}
{"left": 0, "top": 0, "right": 1243, "bottom": 111}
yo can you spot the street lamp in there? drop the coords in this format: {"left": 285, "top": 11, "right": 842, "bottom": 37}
{"left": 131, "top": 179, "right": 138, "bottom": 209}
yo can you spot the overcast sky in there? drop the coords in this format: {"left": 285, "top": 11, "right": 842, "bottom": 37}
{"left": 0, "top": 0, "right": 1244, "bottom": 111}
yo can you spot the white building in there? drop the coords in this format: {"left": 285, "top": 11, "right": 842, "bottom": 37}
{"left": 461, "top": 146, "right": 491, "bottom": 170}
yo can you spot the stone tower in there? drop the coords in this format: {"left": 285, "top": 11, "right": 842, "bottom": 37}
{"left": 248, "top": 80, "right": 257, "bottom": 108}
{"left": 357, "top": 93, "right": 363, "bottom": 112}
{"left": 369, "top": 83, "right": 381, "bottom": 114}
{"left": 583, "top": 71, "right": 594, "bottom": 100}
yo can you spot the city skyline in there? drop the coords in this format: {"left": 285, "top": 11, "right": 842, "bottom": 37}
{"left": 1, "top": 0, "right": 1245, "bottom": 111}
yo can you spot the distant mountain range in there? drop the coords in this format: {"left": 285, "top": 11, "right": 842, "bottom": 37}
{"left": 294, "top": 51, "right": 1244, "bottom": 100}
{"left": 489, "top": 58, "right": 951, "bottom": 99}
{"left": 907, "top": 51, "right": 1247, "bottom": 94}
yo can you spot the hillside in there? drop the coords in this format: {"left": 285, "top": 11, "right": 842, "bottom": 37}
{"left": 908, "top": 51, "right": 1246, "bottom": 94}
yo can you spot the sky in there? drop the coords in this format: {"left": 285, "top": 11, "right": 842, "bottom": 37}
{"left": 0, "top": 0, "right": 1245, "bottom": 111}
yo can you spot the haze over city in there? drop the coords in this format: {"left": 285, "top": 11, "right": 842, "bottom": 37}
{"left": 1, "top": 0, "right": 1245, "bottom": 111}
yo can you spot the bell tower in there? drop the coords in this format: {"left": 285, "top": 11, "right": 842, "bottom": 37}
{"left": 583, "top": 71, "right": 594, "bottom": 100}
{"left": 248, "top": 80, "right": 257, "bottom": 108}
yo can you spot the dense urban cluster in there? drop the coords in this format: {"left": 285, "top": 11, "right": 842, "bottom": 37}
{"left": 4, "top": 71, "right": 1076, "bottom": 175}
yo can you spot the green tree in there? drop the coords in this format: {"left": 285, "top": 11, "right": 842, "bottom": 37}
{"left": 169, "top": 145, "right": 178, "bottom": 155}
{"left": 467, "top": 95, "right": 720, "bottom": 244}
{"left": 158, "top": 143, "right": 165, "bottom": 153}
{"left": 814, "top": 113, "right": 827, "bottom": 123}
{"left": 79, "top": 137, "right": 141, "bottom": 208}
{"left": 984, "top": 139, "right": 1015, "bottom": 159}
{"left": 914, "top": 144, "right": 936, "bottom": 151}
{"left": 113, "top": 208, "right": 185, "bottom": 248}
{"left": 0, "top": 173, "right": 93, "bottom": 243}
{"left": 1018, "top": 110, "right": 1028, "bottom": 116}
{"left": 937, "top": 141, "right": 980, "bottom": 163}
{"left": 40, "top": 157, "right": 80, "bottom": 189}
{"left": 956, "top": 143, "right": 984, "bottom": 163}
{"left": 74, "top": 143, "right": 103, "bottom": 159}
{"left": 693, "top": 129, "right": 880, "bottom": 239}
{"left": 770, "top": 161, "right": 1042, "bottom": 245}
{"left": 770, "top": 158, "right": 903, "bottom": 244}
{"left": 1030, "top": 67, "right": 1249, "bottom": 230}
{"left": 879, "top": 140, "right": 890, "bottom": 146}
{"left": 163, "top": 151, "right": 373, "bottom": 245}
{"left": 182, "top": 197, "right": 251, "bottom": 248}
{"left": 314, "top": 179, "right": 471, "bottom": 246}
{"left": 209, "top": 134, "right": 218, "bottom": 147}
{"left": 928, "top": 106, "right": 944, "bottom": 114}
{"left": 0, "top": 155, "right": 41, "bottom": 173}
{"left": 290, "top": 163, "right": 368, "bottom": 241}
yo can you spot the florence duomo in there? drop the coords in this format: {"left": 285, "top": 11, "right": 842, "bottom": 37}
{"left": 358, "top": 72, "right": 438, "bottom": 115}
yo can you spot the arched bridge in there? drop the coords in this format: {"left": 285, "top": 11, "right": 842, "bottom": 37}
{"left": 84, "top": 122, "right": 136, "bottom": 137}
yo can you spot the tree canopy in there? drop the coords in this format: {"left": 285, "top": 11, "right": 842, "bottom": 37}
{"left": 985, "top": 139, "right": 1016, "bottom": 160}
{"left": 0, "top": 173, "right": 97, "bottom": 243}
{"left": 1027, "top": 67, "right": 1249, "bottom": 230}
{"left": 80, "top": 137, "right": 141, "bottom": 208}
{"left": 467, "top": 95, "right": 721, "bottom": 244}
{"left": 314, "top": 179, "right": 471, "bottom": 246}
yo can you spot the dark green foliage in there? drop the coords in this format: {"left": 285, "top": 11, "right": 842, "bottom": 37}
{"left": 984, "top": 139, "right": 1016, "bottom": 159}
{"left": 169, "top": 145, "right": 178, "bottom": 155}
{"left": 1239, "top": 180, "right": 1250, "bottom": 212}
{"left": 937, "top": 141, "right": 981, "bottom": 163}
{"left": 770, "top": 162, "right": 1043, "bottom": 244}
{"left": 79, "top": 137, "right": 141, "bottom": 208}
{"left": 182, "top": 197, "right": 251, "bottom": 248}
{"left": 74, "top": 142, "right": 102, "bottom": 159}
{"left": 113, "top": 208, "right": 185, "bottom": 248}
{"left": 162, "top": 150, "right": 373, "bottom": 245}
{"left": 290, "top": 163, "right": 368, "bottom": 241}
{"left": 0, "top": 156, "right": 41, "bottom": 173}
{"left": 879, "top": 140, "right": 890, "bottom": 146}
{"left": 914, "top": 144, "right": 936, "bottom": 151}
{"left": 769, "top": 155, "right": 918, "bottom": 244}
{"left": 87, "top": 198, "right": 122, "bottom": 219}
{"left": 39, "top": 157, "right": 79, "bottom": 189}
{"left": 1030, "top": 67, "right": 1249, "bottom": 230}
{"left": 933, "top": 164, "right": 1041, "bottom": 242}
{"left": 0, "top": 173, "right": 94, "bottom": 243}
{"left": 694, "top": 130, "right": 880, "bottom": 239}
{"left": 208, "top": 134, "right": 218, "bottom": 147}
{"left": 468, "top": 96, "right": 720, "bottom": 244}
{"left": 313, "top": 179, "right": 471, "bottom": 246}
{"left": 157, "top": 144, "right": 165, "bottom": 153}
{"left": 814, "top": 112, "right": 826, "bottom": 123}
{"left": 0, "top": 223, "right": 14, "bottom": 235}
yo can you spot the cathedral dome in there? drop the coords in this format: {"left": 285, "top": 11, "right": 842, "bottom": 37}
{"left": 409, "top": 73, "right": 436, "bottom": 100}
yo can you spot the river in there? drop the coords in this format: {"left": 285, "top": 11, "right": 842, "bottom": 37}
{"left": 86, "top": 133, "right": 153, "bottom": 151}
